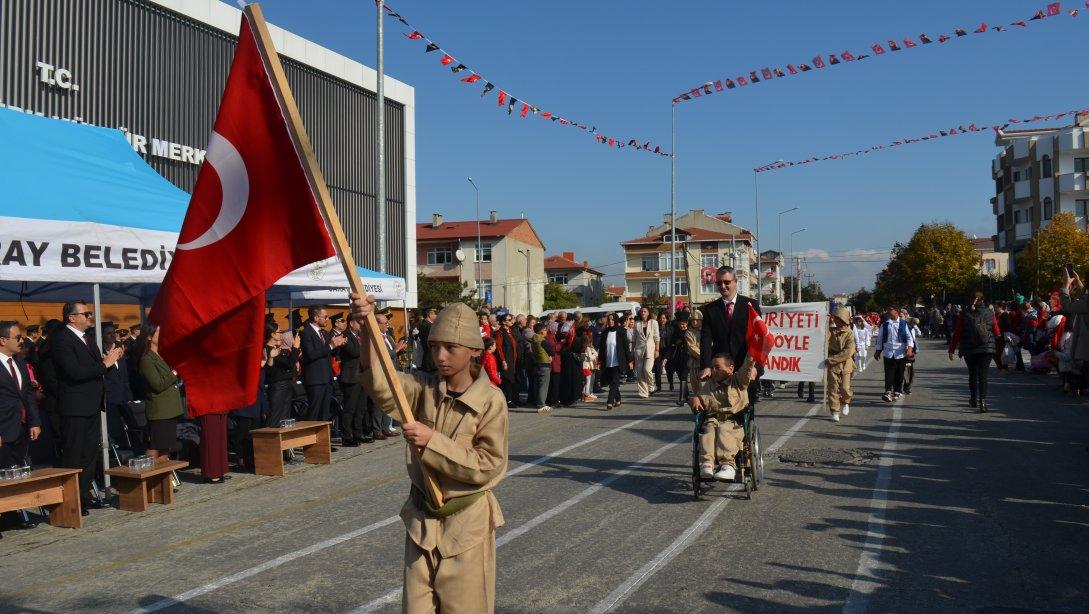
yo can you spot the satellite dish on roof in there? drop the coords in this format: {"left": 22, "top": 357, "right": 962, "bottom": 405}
{"left": 455, "top": 248, "right": 466, "bottom": 262}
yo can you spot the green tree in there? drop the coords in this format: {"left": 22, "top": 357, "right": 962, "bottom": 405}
{"left": 1016, "top": 212, "right": 1089, "bottom": 294}
{"left": 849, "top": 288, "right": 877, "bottom": 313}
{"left": 543, "top": 283, "right": 580, "bottom": 310}
{"left": 417, "top": 273, "right": 482, "bottom": 310}
{"left": 873, "top": 242, "right": 909, "bottom": 307}
{"left": 762, "top": 294, "right": 781, "bottom": 306}
{"left": 641, "top": 288, "right": 668, "bottom": 310}
{"left": 800, "top": 281, "right": 827, "bottom": 303}
{"left": 898, "top": 222, "right": 979, "bottom": 300}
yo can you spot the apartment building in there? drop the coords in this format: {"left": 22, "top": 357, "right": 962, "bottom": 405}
{"left": 620, "top": 209, "right": 756, "bottom": 306}
{"left": 991, "top": 114, "right": 1089, "bottom": 265}
{"left": 544, "top": 251, "right": 604, "bottom": 307}
{"left": 971, "top": 236, "right": 1010, "bottom": 278}
{"left": 416, "top": 212, "right": 545, "bottom": 313}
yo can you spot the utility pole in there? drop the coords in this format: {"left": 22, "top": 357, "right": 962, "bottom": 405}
{"left": 669, "top": 104, "right": 677, "bottom": 318}
{"left": 376, "top": 0, "right": 386, "bottom": 272}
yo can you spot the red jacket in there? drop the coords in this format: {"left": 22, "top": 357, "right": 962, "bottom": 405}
{"left": 481, "top": 351, "right": 501, "bottom": 386}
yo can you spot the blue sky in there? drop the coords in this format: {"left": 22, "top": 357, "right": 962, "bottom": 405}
{"left": 237, "top": 1, "right": 1088, "bottom": 294}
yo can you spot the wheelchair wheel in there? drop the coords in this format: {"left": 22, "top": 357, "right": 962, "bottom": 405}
{"left": 691, "top": 412, "right": 703, "bottom": 500}
{"left": 744, "top": 424, "right": 762, "bottom": 492}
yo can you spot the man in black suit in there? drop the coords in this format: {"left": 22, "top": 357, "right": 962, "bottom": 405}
{"left": 334, "top": 315, "right": 371, "bottom": 446}
{"left": 0, "top": 321, "right": 42, "bottom": 533}
{"left": 699, "top": 266, "right": 762, "bottom": 403}
{"left": 414, "top": 308, "right": 437, "bottom": 373}
{"left": 300, "top": 307, "right": 346, "bottom": 422}
{"left": 100, "top": 324, "right": 132, "bottom": 452}
{"left": 49, "top": 302, "right": 124, "bottom": 514}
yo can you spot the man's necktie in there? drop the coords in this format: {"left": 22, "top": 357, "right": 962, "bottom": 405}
{"left": 8, "top": 357, "right": 26, "bottom": 423}
{"left": 726, "top": 301, "right": 734, "bottom": 328}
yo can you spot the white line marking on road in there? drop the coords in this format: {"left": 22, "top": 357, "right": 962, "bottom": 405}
{"left": 133, "top": 405, "right": 682, "bottom": 613}
{"left": 589, "top": 402, "right": 823, "bottom": 613}
{"left": 351, "top": 432, "right": 693, "bottom": 613}
{"left": 842, "top": 399, "right": 904, "bottom": 614}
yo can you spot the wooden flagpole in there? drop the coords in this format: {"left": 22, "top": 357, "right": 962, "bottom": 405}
{"left": 244, "top": 4, "right": 444, "bottom": 508}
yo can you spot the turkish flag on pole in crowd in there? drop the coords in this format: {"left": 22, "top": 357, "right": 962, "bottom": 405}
{"left": 745, "top": 304, "right": 775, "bottom": 367}
{"left": 151, "top": 14, "right": 335, "bottom": 415}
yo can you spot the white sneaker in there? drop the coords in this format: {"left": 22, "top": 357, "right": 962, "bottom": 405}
{"left": 831, "top": 412, "right": 841, "bottom": 422}
{"left": 893, "top": 392, "right": 902, "bottom": 400}
{"left": 537, "top": 405, "right": 552, "bottom": 414}
{"left": 714, "top": 464, "right": 737, "bottom": 481}
{"left": 842, "top": 404, "right": 850, "bottom": 416}
{"left": 700, "top": 463, "right": 715, "bottom": 479}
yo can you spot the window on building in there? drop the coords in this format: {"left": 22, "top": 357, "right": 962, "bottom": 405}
{"left": 477, "top": 279, "right": 493, "bottom": 300}
{"left": 1042, "top": 155, "right": 1053, "bottom": 178}
{"left": 640, "top": 255, "right": 658, "bottom": 271}
{"left": 658, "top": 252, "right": 684, "bottom": 271}
{"left": 997, "top": 214, "right": 1005, "bottom": 231}
{"left": 658, "top": 277, "right": 689, "bottom": 296}
{"left": 641, "top": 281, "right": 657, "bottom": 296}
{"left": 1043, "top": 197, "right": 1054, "bottom": 221}
{"left": 661, "top": 232, "right": 687, "bottom": 243}
{"left": 474, "top": 242, "right": 493, "bottom": 263}
{"left": 1077, "top": 199, "right": 1089, "bottom": 218}
{"left": 1076, "top": 158, "right": 1089, "bottom": 173}
{"left": 700, "top": 253, "right": 719, "bottom": 269}
{"left": 982, "top": 259, "right": 996, "bottom": 273}
{"left": 426, "top": 247, "right": 453, "bottom": 265}
{"left": 548, "top": 272, "right": 569, "bottom": 285}
{"left": 1014, "top": 209, "right": 1024, "bottom": 224}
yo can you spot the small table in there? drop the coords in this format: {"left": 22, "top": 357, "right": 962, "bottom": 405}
{"left": 105, "top": 460, "right": 189, "bottom": 512}
{"left": 250, "top": 421, "right": 333, "bottom": 477}
{"left": 0, "top": 468, "right": 82, "bottom": 528}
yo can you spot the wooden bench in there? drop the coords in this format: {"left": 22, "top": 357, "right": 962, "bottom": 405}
{"left": 251, "top": 421, "right": 332, "bottom": 477}
{"left": 105, "top": 460, "right": 189, "bottom": 512}
{"left": 0, "top": 468, "right": 82, "bottom": 529}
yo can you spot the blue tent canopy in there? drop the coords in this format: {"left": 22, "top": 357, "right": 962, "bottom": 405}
{"left": 0, "top": 107, "right": 405, "bottom": 301}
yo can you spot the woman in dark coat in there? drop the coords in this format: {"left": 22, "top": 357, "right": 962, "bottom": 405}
{"left": 948, "top": 291, "right": 1000, "bottom": 413}
{"left": 560, "top": 332, "right": 589, "bottom": 407}
{"left": 264, "top": 323, "right": 300, "bottom": 427}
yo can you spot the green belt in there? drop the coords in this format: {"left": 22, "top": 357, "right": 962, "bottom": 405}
{"left": 413, "top": 487, "right": 488, "bottom": 519}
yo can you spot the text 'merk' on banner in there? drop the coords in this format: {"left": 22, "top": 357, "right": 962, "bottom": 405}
{"left": 151, "top": 11, "right": 335, "bottom": 415}
{"left": 761, "top": 302, "right": 828, "bottom": 382}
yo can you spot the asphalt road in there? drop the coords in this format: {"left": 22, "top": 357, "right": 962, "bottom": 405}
{"left": 2, "top": 340, "right": 1087, "bottom": 613}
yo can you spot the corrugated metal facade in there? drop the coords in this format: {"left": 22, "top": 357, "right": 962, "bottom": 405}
{"left": 0, "top": 0, "right": 406, "bottom": 277}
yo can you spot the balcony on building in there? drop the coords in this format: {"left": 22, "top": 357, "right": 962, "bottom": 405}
{"left": 1058, "top": 172, "right": 1087, "bottom": 193}
{"left": 1057, "top": 129, "right": 1088, "bottom": 153}
{"left": 1013, "top": 179, "right": 1031, "bottom": 200}
{"left": 1011, "top": 139, "right": 1030, "bottom": 160}
{"left": 997, "top": 233, "right": 1006, "bottom": 250}
{"left": 1014, "top": 222, "right": 1032, "bottom": 241}
{"left": 993, "top": 192, "right": 1004, "bottom": 213}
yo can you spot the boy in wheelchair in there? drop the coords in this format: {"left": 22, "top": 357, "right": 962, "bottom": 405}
{"left": 690, "top": 353, "right": 757, "bottom": 481}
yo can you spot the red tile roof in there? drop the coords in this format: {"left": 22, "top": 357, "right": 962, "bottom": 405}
{"left": 543, "top": 254, "right": 603, "bottom": 276}
{"left": 971, "top": 237, "right": 996, "bottom": 250}
{"left": 417, "top": 219, "right": 528, "bottom": 241}
{"left": 605, "top": 285, "right": 626, "bottom": 296}
{"left": 621, "top": 227, "right": 752, "bottom": 245}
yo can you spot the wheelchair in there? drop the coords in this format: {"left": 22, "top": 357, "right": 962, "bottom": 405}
{"left": 690, "top": 404, "right": 764, "bottom": 500}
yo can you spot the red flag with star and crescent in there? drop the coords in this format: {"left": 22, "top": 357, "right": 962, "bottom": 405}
{"left": 151, "top": 13, "right": 335, "bottom": 415}
{"left": 745, "top": 304, "right": 776, "bottom": 367}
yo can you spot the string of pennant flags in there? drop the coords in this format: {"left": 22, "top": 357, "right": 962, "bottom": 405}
{"left": 675, "top": 2, "right": 1080, "bottom": 105}
{"left": 753, "top": 108, "right": 1089, "bottom": 173}
{"left": 378, "top": 1, "right": 671, "bottom": 157}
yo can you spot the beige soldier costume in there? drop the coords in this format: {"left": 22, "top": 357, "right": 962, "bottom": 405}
{"left": 685, "top": 309, "right": 704, "bottom": 398}
{"left": 361, "top": 303, "right": 508, "bottom": 614}
{"left": 693, "top": 355, "right": 755, "bottom": 469}
{"left": 826, "top": 307, "right": 856, "bottom": 421}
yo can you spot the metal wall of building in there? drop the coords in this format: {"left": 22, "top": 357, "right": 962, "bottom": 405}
{"left": 0, "top": 0, "right": 406, "bottom": 276}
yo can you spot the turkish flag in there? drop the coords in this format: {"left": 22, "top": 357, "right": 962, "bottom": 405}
{"left": 745, "top": 304, "right": 775, "bottom": 367}
{"left": 151, "top": 14, "right": 334, "bottom": 415}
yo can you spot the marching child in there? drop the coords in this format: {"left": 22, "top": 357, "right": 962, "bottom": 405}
{"left": 826, "top": 307, "right": 857, "bottom": 422}
{"left": 690, "top": 353, "right": 757, "bottom": 481}
{"left": 351, "top": 293, "right": 508, "bottom": 613}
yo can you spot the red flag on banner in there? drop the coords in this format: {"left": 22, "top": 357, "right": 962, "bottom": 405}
{"left": 151, "top": 14, "right": 335, "bottom": 415}
{"left": 974, "top": 22, "right": 988, "bottom": 33}
{"left": 812, "top": 55, "right": 826, "bottom": 68}
{"left": 745, "top": 304, "right": 775, "bottom": 367}
{"left": 1048, "top": 3, "right": 1061, "bottom": 16}
{"left": 460, "top": 73, "right": 482, "bottom": 83}
{"left": 404, "top": 31, "right": 423, "bottom": 40}
{"left": 440, "top": 54, "right": 454, "bottom": 66}
{"left": 497, "top": 90, "right": 507, "bottom": 105}
{"left": 872, "top": 43, "right": 886, "bottom": 54}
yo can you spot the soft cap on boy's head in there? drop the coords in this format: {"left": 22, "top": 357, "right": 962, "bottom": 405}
{"left": 429, "top": 302, "right": 484, "bottom": 350}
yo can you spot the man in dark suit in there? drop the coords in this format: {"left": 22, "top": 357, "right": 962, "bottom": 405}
{"left": 699, "top": 266, "right": 762, "bottom": 403}
{"left": 0, "top": 321, "right": 42, "bottom": 533}
{"left": 100, "top": 323, "right": 132, "bottom": 452}
{"left": 334, "top": 315, "right": 371, "bottom": 446}
{"left": 300, "top": 307, "right": 346, "bottom": 422}
{"left": 49, "top": 302, "right": 124, "bottom": 514}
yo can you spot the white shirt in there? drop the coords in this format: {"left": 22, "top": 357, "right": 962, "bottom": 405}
{"left": 878, "top": 318, "right": 914, "bottom": 359}
{"left": 605, "top": 331, "right": 619, "bottom": 367}
{"left": 67, "top": 324, "right": 87, "bottom": 343}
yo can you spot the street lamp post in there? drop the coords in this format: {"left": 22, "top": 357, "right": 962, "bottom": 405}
{"left": 467, "top": 177, "right": 481, "bottom": 300}
{"left": 376, "top": 0, "right": 386, "bottom": 272}
{"left": 777, "top": 206, "right": 799, "bottom": 303}
{"left": 789, "top": 228, "right": 806, "bottom": 303}
{"left": 753, "top": 161, "right": 783, "bottom": 305}
{"left": 669, "top": 104, "right": 677, "bottom": 318}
